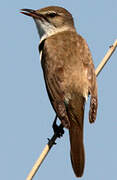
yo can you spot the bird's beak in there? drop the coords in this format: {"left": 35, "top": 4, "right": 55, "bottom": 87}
{"left": 21, "top": 9, "right": 42, "bottom": 19}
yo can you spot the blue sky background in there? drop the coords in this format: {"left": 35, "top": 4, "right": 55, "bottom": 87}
{"left": 0, "top": 0, "right": 117, "bottom": 180}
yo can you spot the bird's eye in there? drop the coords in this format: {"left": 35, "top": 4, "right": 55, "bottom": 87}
{"left": 48, "top": 12, "right": 57, "bottom": 18}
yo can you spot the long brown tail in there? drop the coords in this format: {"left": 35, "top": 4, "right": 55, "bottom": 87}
{"left": 69, "top": 120, "right": 85, "bottom": 177}
{"left": 68, "top": 96, "right": 85, "bottom": 177}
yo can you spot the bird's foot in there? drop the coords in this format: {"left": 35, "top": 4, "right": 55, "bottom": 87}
{"left": 52, "top": 116, "right": 64, "bottom": 138}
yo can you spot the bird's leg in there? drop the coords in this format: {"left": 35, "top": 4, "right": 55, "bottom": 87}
{"left": 52, "top": 115, "right": 64, "bottom": 138}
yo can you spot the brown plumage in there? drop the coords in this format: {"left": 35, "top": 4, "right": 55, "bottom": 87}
{"left": 21, "top": 6, "right": 98, "bottom": 177}
{"left": 40, "top": 31, "right": 98, "bottom": 177}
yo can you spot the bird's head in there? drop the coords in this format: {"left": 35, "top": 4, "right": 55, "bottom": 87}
{"left": 21, "top": 6, "right": 75, "bottom": 41}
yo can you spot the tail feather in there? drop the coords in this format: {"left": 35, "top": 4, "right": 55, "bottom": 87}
{"left": 68, "top": 95, "right": 85, "bottom": 177}
{"left": 69, "top": 120, "right": 85, "bottom": 177}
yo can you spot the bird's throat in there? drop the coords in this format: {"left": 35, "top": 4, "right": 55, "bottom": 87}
{"left": 34, "top": 19, "right": 75, "bottom": 44}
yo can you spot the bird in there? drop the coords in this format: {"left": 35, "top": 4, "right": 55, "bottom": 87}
{"left": 21, "top": 6, "right": 98, "bottom": 177}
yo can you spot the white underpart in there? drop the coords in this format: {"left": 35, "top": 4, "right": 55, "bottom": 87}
{"left": 34, "top": 19, "right": 55, "bottom": 42}
{"left": 34, "top": 19, "right": 56, "bottom": 60}
{"left": 34, "top": 19, "right": 72, "bottom": 61}
{"left": 34, "top": 18, "right": 73, "bottom": 44}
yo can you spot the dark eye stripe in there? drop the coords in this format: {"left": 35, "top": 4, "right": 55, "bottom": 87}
{"left": 46, "top": 12, "right": 58, "bottom": 18}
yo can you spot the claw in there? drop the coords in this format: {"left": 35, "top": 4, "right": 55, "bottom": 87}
{"left": 52, "top": 115, "right": 64, "bottom": 138}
